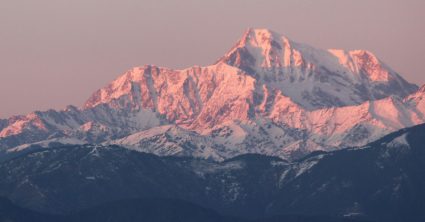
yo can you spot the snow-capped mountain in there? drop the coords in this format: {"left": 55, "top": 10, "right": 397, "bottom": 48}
{"left": 2, "top": 123, "right": 425, "bottom": 221}
{"left": 0, "top": 28, "right": 423, "bottom": 160}
{"left": 217, "top": 28, "right": 417, "bottom": 109}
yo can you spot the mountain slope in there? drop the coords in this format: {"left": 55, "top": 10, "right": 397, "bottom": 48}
{"left": 0, "top": 197, "right": 61, "bottom": 222}
{"left": 0, "top": 28, "right": 422, "bottom": 160}
{"left": 268, "top": 123, "right": 425, "bottom": 222}
{"left": 217, "top": 28, "right": 417, "bottom": 109}
{"left": 0, "top": 196, "right": 368, "bottom": 222}
{"left": 1, "top": 123, "right": 425, "bottom": 221}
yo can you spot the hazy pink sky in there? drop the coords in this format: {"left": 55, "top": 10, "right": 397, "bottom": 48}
{"left": 0, "top": 0, "right": 424, "bottom": 118}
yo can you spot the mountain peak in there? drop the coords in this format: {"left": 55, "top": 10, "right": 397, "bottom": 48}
{"left": 328, "top": 49, "right": 392, "bottom": 82}
{"left": 238, "top": 28, "right": 289, "bottom": 48}
{"left": 218, "top": 28, "right": 302, "bottom": 73}
{"left": 0, "top": 28, "right": 421, "bottom": 162}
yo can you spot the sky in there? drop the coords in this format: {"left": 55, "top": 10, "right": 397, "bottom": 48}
{"left": 0, "top": 0, "right": 424, "bottom": 118}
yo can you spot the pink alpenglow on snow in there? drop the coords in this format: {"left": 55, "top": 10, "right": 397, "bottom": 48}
{"left": 0, "top": 29, "right": 422, "bottom": 161}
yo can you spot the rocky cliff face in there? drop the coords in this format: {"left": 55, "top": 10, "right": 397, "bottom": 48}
{"left": 218, "top": 28, "right": 417, "bottom": 109}
{"left": 0, "top": 29, "right": 422, "bottom": 160}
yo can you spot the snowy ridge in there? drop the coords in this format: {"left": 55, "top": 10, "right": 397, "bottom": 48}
{"left": 218, "top": 28, "right": 417, "bottom": 109}
{"left": 0, "top": 28, "right": 423, "bottom": 160}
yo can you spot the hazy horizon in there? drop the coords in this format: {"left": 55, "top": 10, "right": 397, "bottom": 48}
{"left": 1, "top": 0, "right": 424, "bottom": 118}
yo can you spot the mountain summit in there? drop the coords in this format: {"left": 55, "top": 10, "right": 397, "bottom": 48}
{"left": 0, "top": 29, "right": 423, "bottom": 160}
{"left": 218, "top": 28, "right": 417, "bottom": 109}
